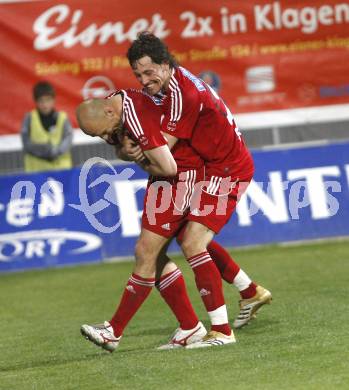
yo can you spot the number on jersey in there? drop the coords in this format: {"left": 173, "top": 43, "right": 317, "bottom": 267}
{"left": 205, "top": 84, "right": 241, "bottom": 140}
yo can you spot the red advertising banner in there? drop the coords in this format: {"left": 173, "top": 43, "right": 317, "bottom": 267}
{"left": 0, "top": 0, "right": 349, "bottom": 134}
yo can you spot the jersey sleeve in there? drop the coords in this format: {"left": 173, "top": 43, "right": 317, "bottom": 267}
{"left": 123, "top": 95, "right": 167, "bottom": 151}
{"left": 160, "top": 85, "right": 201, "bottom": 139}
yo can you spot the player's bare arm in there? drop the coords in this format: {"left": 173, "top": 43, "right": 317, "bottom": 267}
{"left": 118, "top": 134, "right": 176, "bottom": 177}
{"left": 121, "top": 133, "right": 178, "bottom": 161}
{"left": 161, "top": 132, "right": 178, "bottom": 150}
{"left": 142, "top": 145, "right": 177, "bottom": 177}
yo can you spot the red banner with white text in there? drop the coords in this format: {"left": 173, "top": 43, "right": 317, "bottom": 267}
{"left": 0, "top": 0, "right": 349, "bottom": 134}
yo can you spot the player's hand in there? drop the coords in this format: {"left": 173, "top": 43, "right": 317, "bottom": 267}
{"left": 122, "top": 136, "right": 146, "bottom": 163}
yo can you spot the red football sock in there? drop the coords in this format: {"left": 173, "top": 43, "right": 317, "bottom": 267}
{"left": 187, "top": 251, "right": 231, "bottom": 336}
{"left": 211, "top": 323, "right": 232, "bottom": 336}
{"left": 240, "top": 282, "right": 258, "bottom": 299}
{"left": 156, "top": 268, "right": 199, "bottom": 330}
{"left": 208, "top": 241, "right": 258, "bottom": 299}
{"left": 109, "top": 273, "right": 155, "bottom": 337}
{"left": 207, "top": 240, "right": 240, "bottom": 284}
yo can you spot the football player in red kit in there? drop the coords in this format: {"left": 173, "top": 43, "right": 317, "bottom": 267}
{"left": 124, "top": 32, "right": 272, "bottom": 348}
{"left": 77, "top": 34, "right": 272, "bottom": 351}
{"left": 77, "top": 90, "right": 210, "bottom": 352}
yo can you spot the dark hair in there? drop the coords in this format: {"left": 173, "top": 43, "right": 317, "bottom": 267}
{"left": 33, "top": 81, "right": 55, "bottom": 101}
{"left": 127, "top": 32, "right": 177, "bottom": 68}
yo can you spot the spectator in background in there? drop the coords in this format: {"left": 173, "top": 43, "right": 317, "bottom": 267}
{"left": 21, "top": 81, "right": 73, "bottom": 172}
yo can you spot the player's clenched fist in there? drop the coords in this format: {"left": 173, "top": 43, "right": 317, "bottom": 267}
{"left": 121, "top": 135, "right": 147, "bottom": 163}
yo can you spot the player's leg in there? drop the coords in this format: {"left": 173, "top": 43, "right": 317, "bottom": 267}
{"left": 188, "top": 176, "right": 272, "bottom": 329}
{"left": 207, "top": 241, "right": 272, "bottom": 328}
{"left": 176, "top": 228, "right": 269, "bottom": 329}
{"left": 155, "top": 250, "right": 207, "bottom": 349}
{"left": 142, "top": 171, "right": 207, "bottom": 347}
{"left": 81, "top": 228, "right": 168, "bottom": 352}
{"left": 180, "top": 221, "right": 236, "bottom": 348}
{"left": 155, "top": 244, "right": 200, "bottom": 331}
{"left": 177, "top": 231, "right": 259, "bottom": 299}
{"left": 207, "top": 240, "right": 258, "bottom": 298}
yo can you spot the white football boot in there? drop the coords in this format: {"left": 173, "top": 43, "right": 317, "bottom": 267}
{"left": 186, "top": 330, "right": 236, "bottom": 349}
{"left": 233, "top": 285, "right": 272, "bottom": 329}
{"left": 81, "top": 321, "right": 121, "bottom": 352}
{"left": 157, "top": 321, "right": 207, "bottom": 350}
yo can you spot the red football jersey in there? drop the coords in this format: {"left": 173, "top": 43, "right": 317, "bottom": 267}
{"left": 160, "top": 67, "right": 254, "bottom": 179}
{"left": 108, "top": 89, "right": 167, "bottom": 151}
{"left": 109, "top": 89, "right": 203, "bottom": 172}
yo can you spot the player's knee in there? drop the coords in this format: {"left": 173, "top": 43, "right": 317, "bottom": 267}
{"left": 135, "top": 238, "right": 156, "bottom": 268}
{"left": 181, "top": 238, "right": 203, "bottom": 259}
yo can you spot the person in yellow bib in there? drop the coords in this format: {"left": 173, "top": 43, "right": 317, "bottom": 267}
{"left": 21, "top": 81, "right": 73, "bottom": 173}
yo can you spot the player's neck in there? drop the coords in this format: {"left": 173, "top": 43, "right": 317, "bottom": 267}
{"left": 162, "top": 67, "right": 174, "bottom": 92}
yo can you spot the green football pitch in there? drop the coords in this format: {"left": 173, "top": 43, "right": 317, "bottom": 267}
{"left": 1, "top": 240, "right": 348, "bottom": 390}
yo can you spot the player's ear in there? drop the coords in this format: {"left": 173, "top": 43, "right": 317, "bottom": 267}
{"left": 104, "top": 104, "right": 115, "bottom": 118}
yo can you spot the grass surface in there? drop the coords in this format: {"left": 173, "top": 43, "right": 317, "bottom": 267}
{"left": 1, "top": 240, "right": 349, "bottom": 390}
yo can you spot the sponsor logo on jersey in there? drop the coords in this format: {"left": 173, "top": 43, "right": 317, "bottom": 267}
{"left": 139, "top": 136, "right": 149, "bottom": 146}
{"left": 180, "top": 66, "right": 206, "bottom": 92}
{"left": 167, "top": 121, "right": 177, "bottom": 132}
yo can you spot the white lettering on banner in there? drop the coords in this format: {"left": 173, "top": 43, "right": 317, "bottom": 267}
{"left": 288, "top": 179, "right": 341, "bottom": 220}
{"left": 112, "top": 179, "right": 147, "bottom": 237}
{"left": 4, "top": 179, "right": 64, "bottom": 227}
{"left": 71, "top": 163, "right": 344, "bottom": 234}
{"left": 220, "top": 7, "right": 247, "bottom": 34}
{"left": 0, "top": 230, "right": 101, "bottom": 262}
{"left": 345, "top": 165, "right": 349, "bottom": 187}
{"left": 23, "top": 238, "right": 67, "bottom": 258}
{"left": 38, "top": 179, "right": 64, "bottom": 217}
{"left": 236, "top": 171, "right": 289, "bottom": 226}
{"left": 25, "top": 240, "right": 45, "bottom": 258}
{"left": 33, "top": 5, "right": 170, "bottom": 51}
{"left": 31, "top": 3, "right": 349, "bottom": 49}
{"left": 287, "top": 166, "right": 341, "bottom": 219}
{"left": 180, "top": 11, "right": 213, "bottom": 38}
{"left": 6, "top": 181, "right": 36, "bottom": 227}
{"left": 48, "top": 238, "right": 66, "bottom": 256}
{"left": 236, "top": 166, "right": 343, "bottom": 226}
{"left": 0, "top": 240, "right": 22, "bottom": 260}
{"left": 7, "top": 198, "right": 35, "bottom": 227}
{"left": 254, "top": 2, "right": 349, "bottom": 34}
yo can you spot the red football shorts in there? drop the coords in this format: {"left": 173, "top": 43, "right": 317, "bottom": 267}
{"left": 141, "top": 168, "right": 204, "bottom": 238}
{"left": 185, "top": 175, "right": 252, "bottom": 234}
{"left": 141, "top": 169, "right": 252, "bottom": 238}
